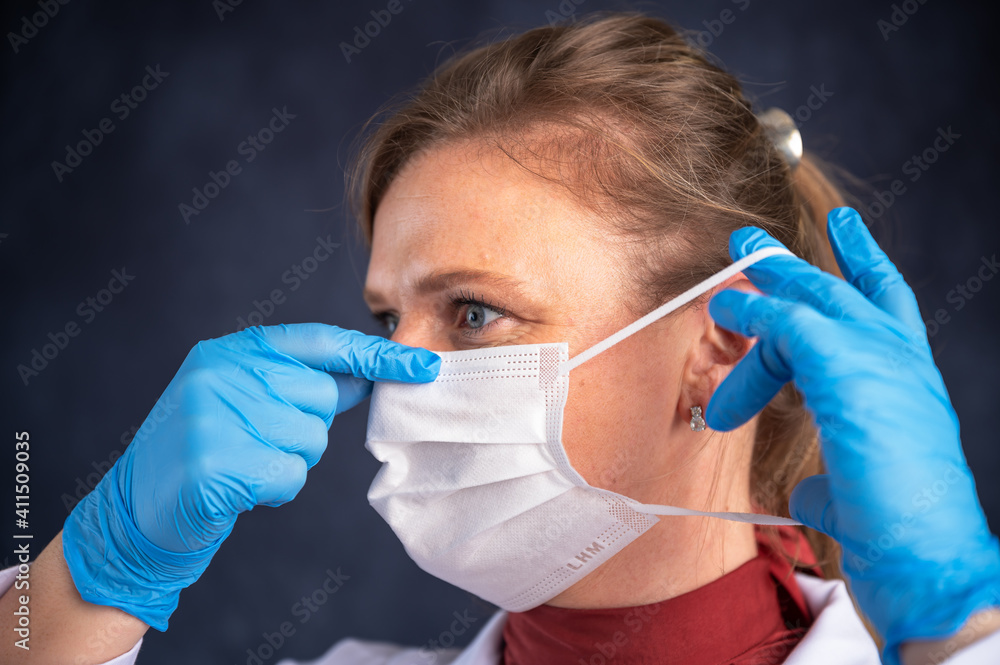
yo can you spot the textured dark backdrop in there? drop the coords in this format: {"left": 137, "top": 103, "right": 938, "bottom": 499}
{"left": 1, "top": 1, "right": 997, "bottom": 663}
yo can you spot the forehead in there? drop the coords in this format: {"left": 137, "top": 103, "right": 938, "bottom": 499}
{"left": 365, "top": 140, "right": 623, "bottom": 298}
{"left": 373, "top": 141, "right": 563, "bottom": 254}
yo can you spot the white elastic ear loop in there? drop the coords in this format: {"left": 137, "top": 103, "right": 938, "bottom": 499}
{"left": 559, "top": 245, "right": 802, "bottom": 527}
{"left": 632, "top": 502, "right": 802, "bottom": 526}
{"left": 557, "top": 246, "right": 794, "bottom": 376}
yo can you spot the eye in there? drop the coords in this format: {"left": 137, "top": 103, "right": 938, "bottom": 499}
{"left": 462, "top": 302, "right": 503, "bottom": 330}
{"left": 452, "top": 289, "right": 509, "bottom": 335}
{"left": 373, "top": 312, "right": 398, "bottom": 335}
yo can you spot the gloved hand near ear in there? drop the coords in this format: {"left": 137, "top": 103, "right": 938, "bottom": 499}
{"left": 63, "top": 323, "right": 440, "bottom": 631}
{"left": 706, "top": 207, "right": 1000, "bottom": 665}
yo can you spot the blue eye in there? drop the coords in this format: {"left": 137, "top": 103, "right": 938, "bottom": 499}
{"left": 372, "top": 312, "right": 398, "bottom": 334}
{"left": 453, "top": 289, "right": 508, "bottom": 335}
{"left": 464, "top": 303, "right": 503, "bottom": 329}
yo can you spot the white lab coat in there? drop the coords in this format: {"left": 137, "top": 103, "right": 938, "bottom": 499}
{"left": 2, "top": 566, "right": 996, "bottom": 664}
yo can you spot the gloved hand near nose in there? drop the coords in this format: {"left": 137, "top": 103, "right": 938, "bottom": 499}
{"left": 63, "top": 323, "right": 440, "bottom": 631}
{"left": 706, "top": 207, "right": 1000, "bottom": 665}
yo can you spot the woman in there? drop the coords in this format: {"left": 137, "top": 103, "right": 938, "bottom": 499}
{"left": 1, "top": 11, "right": 998, "bottom": 665}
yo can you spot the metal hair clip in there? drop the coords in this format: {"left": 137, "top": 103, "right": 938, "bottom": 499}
{"left": 756, "top": 107, "right": 803, "bottom": 171}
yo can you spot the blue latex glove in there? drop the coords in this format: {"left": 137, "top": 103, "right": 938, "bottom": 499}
{"left": 706, "top": 207, "right": 1000, "bottom": 665}
{"left": 63, "top": 323, "right": 440, "bottom": 630}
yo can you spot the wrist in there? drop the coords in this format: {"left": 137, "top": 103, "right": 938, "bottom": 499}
{"left": 839, "top": 521, "right": 1000, "bottom": 665}
{"left": 877, "top": 571, "right": 1000, "bottom": 665}
{"left": 900, "top": 607, "right": 1000, "bottom": 665}
{"left": 63, "top": 468, "right": 224, "bottom": 631}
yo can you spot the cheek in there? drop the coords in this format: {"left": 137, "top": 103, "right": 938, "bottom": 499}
{"left": 560, "top": 344, "right": 684, "bottom": 494}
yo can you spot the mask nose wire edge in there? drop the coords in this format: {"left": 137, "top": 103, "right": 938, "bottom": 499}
{"left": 556, "top": 246, "right": 795, "bottom": 376}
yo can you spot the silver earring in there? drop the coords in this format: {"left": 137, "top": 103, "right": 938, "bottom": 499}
{"left": 690, "top": 406, "right": 706, "bottom": 432}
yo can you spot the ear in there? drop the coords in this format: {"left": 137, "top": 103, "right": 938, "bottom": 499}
{"left": 682, "top": 275, "right": 761, "bottom": 409}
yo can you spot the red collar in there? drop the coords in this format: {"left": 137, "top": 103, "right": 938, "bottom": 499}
{"left": 501, "top": 525, "right": 822, "bottom": 665}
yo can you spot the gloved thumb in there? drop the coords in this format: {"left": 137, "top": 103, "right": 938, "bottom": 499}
{"left": 789, "top": 474, "right": 839, "bottom": 538}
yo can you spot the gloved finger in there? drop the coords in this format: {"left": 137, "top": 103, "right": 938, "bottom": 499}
{"left": 789, "top": 474, "right": 839, "bottom": 539}
{"left": 252, "top": 364, "right": 340, "bottom": 425}
{"left": 728, "top": 226, "right": 880, "bottom": 323}
{"left": 333, "top": 374, "right": 374, "bottom": 415}
{"left": 244, "top": 448, "right": 310, "bottom": 508}
{"left": 709, "top": 287, "right": 805, "bottom": 352}
{"left": 249, "top": 323, "right": 441, "bottom": 382}
{"left": 219, "top": 399, "right": 329, "bottom": 469}
{"left": 252, "top": 363, "right": 374, "bottom": 423}
{"left": 258, "top": 411, "right": 329, "bottom": 469}
{"left": 826, "top": 207, "right": 929, "bottom": 341}
{"left": 709, "top": 288, "right": 834, "bottom": 423}
{"left": 706, "top": 341, "right": 790, "bottom": 431}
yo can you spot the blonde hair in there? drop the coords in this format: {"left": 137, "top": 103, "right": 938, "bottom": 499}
{"left": 346, "top": 9, "right": 857, "bottom": 607}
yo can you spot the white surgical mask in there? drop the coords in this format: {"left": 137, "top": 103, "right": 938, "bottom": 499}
{"left": 365, "top": 246, "right": 800, "bottom": 612}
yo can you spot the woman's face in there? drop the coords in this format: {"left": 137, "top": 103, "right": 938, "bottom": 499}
{"left": 363, "top": 139, "right": 754, "bottom": 513}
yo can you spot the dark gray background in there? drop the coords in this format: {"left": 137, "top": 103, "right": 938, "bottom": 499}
{"left": 1, "top": 1, "right": 997, "bottom": 663}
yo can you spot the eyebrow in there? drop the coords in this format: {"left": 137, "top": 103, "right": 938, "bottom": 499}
{"left": 363, "top": 269, "right": 529, "bottom": 309}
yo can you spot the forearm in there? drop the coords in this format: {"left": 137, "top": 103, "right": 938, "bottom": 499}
{"left": 901, "top": 608, "right": 1000, "bottom": 665}
{"left": 0, "top": 531, "right": 148, "bottom": 664}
